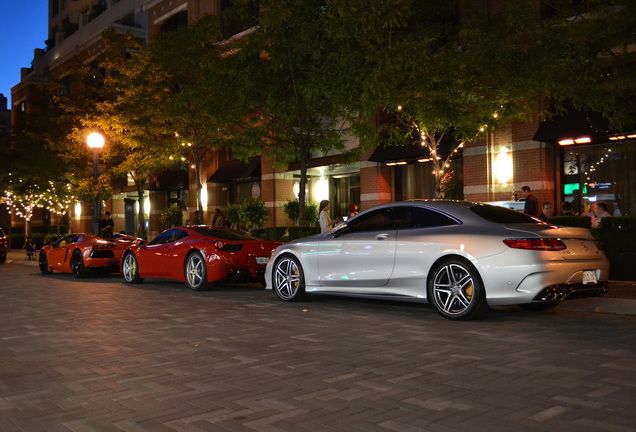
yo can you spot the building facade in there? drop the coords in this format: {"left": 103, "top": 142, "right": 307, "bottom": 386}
{"left": 6, "top": 1, "right": 635, "bottom": 240}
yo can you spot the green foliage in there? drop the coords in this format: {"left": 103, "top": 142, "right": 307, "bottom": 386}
{"left": 547, "top": 215, "right": 592, "bottom": 228}
{"left": 440, "top": 170, "right": 464, "bottom": 200}
{"left": 224, "top": 197, "right": 270, "bottom": 230}
{"left": 251, "top": 226, "right": 321, "bottom": 242}
{"left": 159, "top": 206, "right": 183, "bottom": 229}
{"left": 75, "top": 175, "right": 113, "bottom": 204}
{"left": 282, "top": 200, "right": 319, "bottom": 226}
{"left": 595, "top": 216, "right": 636, "bottom": 254}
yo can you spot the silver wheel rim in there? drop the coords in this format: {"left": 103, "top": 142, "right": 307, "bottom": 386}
{"left": 186, "top": 254, "right": 204, "bottom": 288}
{"left": 123, "top": 254, "right": 136, "bottom": 282}
{"left": 432, "top": 263, "right": 475, "bottom": 316}
{"left": 274, "top": 258, "right": 301, "bottom": 300}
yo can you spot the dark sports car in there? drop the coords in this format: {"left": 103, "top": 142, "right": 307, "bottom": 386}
{"left": 121, "top": 226, "right": 283, "bottom": 290}
{"left": 39, "top": 234, "right": 137, "bottom": 277}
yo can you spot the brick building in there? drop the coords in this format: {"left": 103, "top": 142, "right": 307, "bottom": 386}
{"left": 6, "top": 1, "right": 635, "bottom": 239}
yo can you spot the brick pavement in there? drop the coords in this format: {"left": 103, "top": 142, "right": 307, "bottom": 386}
{"left": 1, "top": 255, "right": 635, "bottom": 432}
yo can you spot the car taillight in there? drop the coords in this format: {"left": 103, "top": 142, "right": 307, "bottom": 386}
{"left": 215, "top": 240, "right": 226, "bottom": 250}
{"left": 503, "top": 238, "right": 566, "bottom": 251}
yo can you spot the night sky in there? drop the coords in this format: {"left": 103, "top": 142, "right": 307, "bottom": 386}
{"left": 0, "top": 0, "right": 48, "bottom": 108}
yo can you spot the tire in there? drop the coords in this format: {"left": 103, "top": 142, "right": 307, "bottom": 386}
{"left": 39, "top": 251, "right": 53, "bottom": 274}
{"left": 0, "top": 253, "right": 6, "bottom": 264}
{"left": 427, "top": 258, "right": 488, "bottom": 321}
{"left": 272, "top": 255, "right": 308, "bottom": 301}
{"left": 71, "top": 250, "right": 90, "bottom": 278}
{"left": 122, "top": 252, "right": 144, "bottom": 284}
{"left": 185, "top": 251, "right": 209, "bottom": 291}
{"left": 519, "top": 302, "right": 560, "bottom": 311}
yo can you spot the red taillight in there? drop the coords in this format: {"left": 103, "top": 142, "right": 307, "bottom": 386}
{"left": 215, "top": 240, "right": 226, "bottom": 250}
{"left": 503, "top": 238, "right": 566, "bottom": 251}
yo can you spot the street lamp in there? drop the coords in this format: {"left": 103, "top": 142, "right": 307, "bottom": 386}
{"left": 86, "top": 132, "right": 105, "bottom": 235}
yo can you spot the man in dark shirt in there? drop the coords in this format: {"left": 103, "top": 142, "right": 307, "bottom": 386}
{"left": 99, "top": 211, "right": 115, "bottom": 238}
{"left": 520, "top": 186, "right": 539, "bottom": 217}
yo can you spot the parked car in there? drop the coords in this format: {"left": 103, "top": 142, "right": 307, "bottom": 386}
{"left": 0, "top": 228, "right": 7, "bottom": 264}
{"left": 265, "top": 200, "right": 610, "bottom": 321}
{"left": 39, "top": 234, "right": 137, "bottom": 277}
{"left": 121, "top": 226, "right": 284, "bottom": 290}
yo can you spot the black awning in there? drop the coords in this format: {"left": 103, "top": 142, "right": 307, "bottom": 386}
{"left": 368, "top": 132, "right": 459, "bottom": 163}
{"left": 148, "top": 170, "right": 189, "bottom": 191}
{"left": 533, "top": 110, "right": 609, "bottom": 142}
{"left": 207, "top": 156, "right": 261, "bottom": 183}
{"left": 368, "top": 143, "right": 430, "bottom": 163}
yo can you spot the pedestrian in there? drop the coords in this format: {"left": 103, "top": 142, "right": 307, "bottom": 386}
{"left": 209, "top": 208, "right": 225, "bottom": 227}
{"left": 319, "top": 200, "right": 333, "bottom": 233}
{"left": 538, "top": 202, "right": 553, "bottom": 222}
{"left": 591, "top": 202, "right": 611, "bottom": 228}
{"left": 561, "top": 201, "right": 575, "bottom": 216}
{"left": 99, "top": 211, "right": 114, "bottom": 238}
{"left": 520, "top": 186, "right": 539, "bottom": 217}
{"left": 23, "top": 236, "right": 35, "bottom": 260}
{"left": 192, "top": 210, "right": 202, "bottom": 225}
{"left": 348, "top": 203, "right": 359, "bottom": 218}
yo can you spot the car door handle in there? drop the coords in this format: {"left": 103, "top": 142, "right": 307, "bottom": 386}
{"left": 376, "top": 234, "right": 390, "bottom": 240}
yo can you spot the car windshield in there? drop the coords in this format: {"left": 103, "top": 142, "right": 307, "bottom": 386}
{"left": 190, "top": 227, "right": 259, "bottom": 241}
{"left": 470, "top": 204, "right": 541, "bottom": 224}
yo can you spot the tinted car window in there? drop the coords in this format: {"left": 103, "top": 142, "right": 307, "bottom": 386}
{"left": 394, "top": 206, "right": 459, "bottom": 229}
{"left": 470, "top": 204, "right": 541, "bottom": 224}
{"left": 149, "top": 229, "right": 189, "bottom": 245}
{"left": 191, "top": 226, "right": 259, "bottom": 241}
{"left": 347, "top": 208, "right": 396, "bottom": 232}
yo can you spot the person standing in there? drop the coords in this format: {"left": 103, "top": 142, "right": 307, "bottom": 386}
{"left": 591, "top": 202, "right": 611, "bottom": 228}
{"left": 99, "top": 211, "right": 114, "bottom": 238}
{"left": 192, "top": 210, "right": 203, "bottom": 225}
{"left": 538, "top": 202, "right": 554, "bottom": 222}
{"left": 520, "top": 186, "right": 539, "bottom": 217}
{"left": 319, "top": 200, "right": 333, "bottom": 233}
{"left": 209, "top": 208, "right": 225, "bottom": 227}
{"left": 348, "top": 203, "right": 359, "bottom": 218}
{"left": 560, "top": 201, "right": 575, "bottom": 215}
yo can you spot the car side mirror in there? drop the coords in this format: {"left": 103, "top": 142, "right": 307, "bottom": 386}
{"left": 332, "top": 221, "right": 348, "bottom": 237}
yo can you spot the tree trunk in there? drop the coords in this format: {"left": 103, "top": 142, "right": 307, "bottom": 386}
{"left": 298, "top": 147, "right": 309, "bottom": 226}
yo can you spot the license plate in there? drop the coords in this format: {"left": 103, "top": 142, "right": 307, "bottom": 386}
{"left": 582, "top": 270, "right": 597, "bottom": 285}
{"left": 255, "top": 256, "right": 269, "bottom": 265}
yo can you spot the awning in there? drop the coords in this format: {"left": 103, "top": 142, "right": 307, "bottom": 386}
{"left": 148, "top": 170, "right": 189, "bottom": 191}
{"left": 368, "top": 133, "right": 458, "bottom": 163}
{"left": 368, "top": 143, "right": 431, "bottom": 163}
{"left": 533, "top": 110, "right": 609, "bottom": 143}
{"left": 207, "top": 156, "right": 261, "bottom": 183}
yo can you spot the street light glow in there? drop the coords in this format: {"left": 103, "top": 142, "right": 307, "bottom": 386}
{"left": 87, "top": 132, "right": 105, "bottom": 149}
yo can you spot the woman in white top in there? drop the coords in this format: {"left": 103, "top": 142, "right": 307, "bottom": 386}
{"left": 319, "top": 200, "right": 332, "bottom": 233}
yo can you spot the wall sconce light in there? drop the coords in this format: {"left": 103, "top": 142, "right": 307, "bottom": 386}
{"left": 495, "top": 146, "right": 513, "bottom": 184}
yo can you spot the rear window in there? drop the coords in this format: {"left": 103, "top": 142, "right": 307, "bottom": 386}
{"left": 191, "top": 227, "right": 259, "bottom": 241}
{"left": 470, "top": 204, "right": 541, "bottom": 224}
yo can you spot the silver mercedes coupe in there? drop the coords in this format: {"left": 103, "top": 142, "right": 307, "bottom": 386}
{"left": 265, "top": 200, "right": 609, "bottom": 320}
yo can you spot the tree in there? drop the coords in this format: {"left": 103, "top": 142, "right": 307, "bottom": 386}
{"left": 135, "top": 18, "right": 232, "bottom": 216}
{"left": 214, "top": 0, "right": 361, "bottom": 225}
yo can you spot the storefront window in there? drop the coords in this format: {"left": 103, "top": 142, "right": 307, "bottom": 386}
{"left": 562, "top": 139, "right": 635, "bottom": 215}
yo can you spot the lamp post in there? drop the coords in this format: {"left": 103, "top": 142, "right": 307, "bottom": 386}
{"left": 86, "top": 132, "right": 105, "bottom": 235}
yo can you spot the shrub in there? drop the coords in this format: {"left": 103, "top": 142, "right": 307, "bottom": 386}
{"left": 283, "top": 200, "right": 319, "bottom": 226}
{"left": 160, "top": 206, "right": 183, "bottom": 228}
{"left": 225, "top": 197, "right": 270, "bottom": 231}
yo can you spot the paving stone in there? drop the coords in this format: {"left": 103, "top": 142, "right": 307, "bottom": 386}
{"left": 1, "top": 263, "right": 635, "bottom": 431}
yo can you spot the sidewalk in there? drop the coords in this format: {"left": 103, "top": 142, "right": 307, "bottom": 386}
{"left": 4, "top": 249, "right": 636, "bottom": 316}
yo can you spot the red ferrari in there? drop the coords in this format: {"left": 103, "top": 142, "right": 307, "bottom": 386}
{"left": 121, "top": 226, "right": 283, "bottom": 290}
{"left": 39, "top": 234, "right": 137, "bottom": 277}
